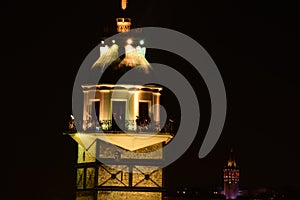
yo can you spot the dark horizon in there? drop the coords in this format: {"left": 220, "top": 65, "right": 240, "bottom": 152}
{"left": 5, "top": 0, "right": 300, "bottom": 200}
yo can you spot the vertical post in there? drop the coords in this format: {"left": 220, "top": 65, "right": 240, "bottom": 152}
{"left": 153, "top": 92, "right": 161, "bottom": 125}
{"left": 83, "top": 90, "right": 89, "bottom": 121}
{"left": 95, "top": 139, "right": 100, "bottom": 161}
{"left": 94, "top": 165, "right": 99, "bottom": 200}
{"left": 83, "top": 167, "right": 87, "bottom": 189}
{"left": 129, "top": 165, "right": 133, "bottom": 187}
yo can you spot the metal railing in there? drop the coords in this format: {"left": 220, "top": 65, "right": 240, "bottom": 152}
{"left": 68, "top": 118, "right": 175, "bottom": 134}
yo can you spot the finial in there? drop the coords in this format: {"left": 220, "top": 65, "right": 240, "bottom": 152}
{"left": 116, "top": 18, "right": 131, "bottom": 32}
{"left": 121, "top": 0, "right": 127, "bottom": 10}
{"left": 228, "top": 147, "right": 237, "bottom": 167}
{"left": 117, "top": 0, "right": 131, "bottom": 32}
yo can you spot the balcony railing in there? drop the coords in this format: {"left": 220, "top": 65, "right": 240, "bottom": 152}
{"left": 68, "top": 118, "right": 175, "bottom": 134}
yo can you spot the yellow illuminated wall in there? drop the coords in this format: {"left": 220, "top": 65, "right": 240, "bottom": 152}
{"left": 76, "top": 168, "right": 84, "bottom": 189}
{"left": 98, "top": 165, "right": 130, "bottom": 187}
{"left": 75, "top": 140, "right": 164, "bottom": 200}
{"left": 98, "top": 191, "right": 162, "bottom": 200}
{"left": 76, "top": 191, "right": 95, "bottom": 200}
{"left": 77, "top": 144, "right": 96, "bottom": 163}
{"left": 132, "top": 166, "right": 162, "bottom": 187}
{"left": 86, "top": 167, "right": 96, "bottom": 188}
{"left": 98, "top": 140, "right": 163, "bottom": 159}
{"left": 76, "top": 85, "right": 166, "bottom": 200}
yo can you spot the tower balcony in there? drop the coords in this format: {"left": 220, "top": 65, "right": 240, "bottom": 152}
{"left": 67, "top": 118, "right": 174, "bottom": 152}
{"left": 68, "top": 119, "right": 175, "bottom": 134}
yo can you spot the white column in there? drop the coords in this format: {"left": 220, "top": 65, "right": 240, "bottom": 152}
{"left": 83, "top": 90, "right": 89, "bottom": 121}
{"left": 153, "top": 92, "right": 161, "bottom": 123}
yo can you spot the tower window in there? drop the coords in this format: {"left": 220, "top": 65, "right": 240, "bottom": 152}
{"left": 91, "top": 100, "right": 100, "bottom": 121}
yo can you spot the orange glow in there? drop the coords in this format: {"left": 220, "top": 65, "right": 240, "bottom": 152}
{"left": 116, "top": 18, "right": 131, "bottom": 32}
{"left": 133, "top": 91, "right": 140, "bottom": 122}
{"left": 121, "top": 0, "right": 127, "bottom": 10}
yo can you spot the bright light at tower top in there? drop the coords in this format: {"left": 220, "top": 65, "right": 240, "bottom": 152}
{"left": 121, "top": 0, "right": 127, "bottom": 10}
{"left": 127, "top": 38, "right": 133, "bottom": 45}
{"left": 139, "top": 40, "right": 144, "bottom": 45}
{"left": 117, "top": 0, "right": 130, "bottom": 32}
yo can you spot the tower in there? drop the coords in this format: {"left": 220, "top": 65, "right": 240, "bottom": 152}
{"left": 66, "top": 1, "right": 174, "bottom": 200}
{"left": 223, "top": 148, "right": 240, "bottom": 199}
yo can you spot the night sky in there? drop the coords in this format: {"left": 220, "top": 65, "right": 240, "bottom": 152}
{"left": 4, "top": 0, "right": 300, "bottom": 199}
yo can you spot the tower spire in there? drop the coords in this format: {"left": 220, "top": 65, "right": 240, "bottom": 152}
{"left": 227, "top": 147, "right": 236, "bottom": 167}
{"left": 116, "top": 0, "right": 131, "bottom": 32}
{"left": 121, "top": 0, "right": 127, "bottom": 10}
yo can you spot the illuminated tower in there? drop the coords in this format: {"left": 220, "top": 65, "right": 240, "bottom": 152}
{"left": 66, "top": 1, "right": 174, "bottom": 200}
{"left": 223, "top": 149, "right": 240, "bottom": 199}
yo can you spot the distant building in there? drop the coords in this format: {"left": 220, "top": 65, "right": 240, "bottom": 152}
{"left": 223, "top": 149, "right": 240, "bottom": 199}
{"left": 161, "top": 147, "right": 296, "bottom": 200}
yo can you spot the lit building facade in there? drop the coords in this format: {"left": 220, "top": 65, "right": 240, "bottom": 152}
{"left": 71, "top": 83, "right": 173, "bottom": 200}
{"left": 223, "top": 149, "right": 240, "bottom": 199}
{"left": 67, "top": 1, "right": 173, "bottom": 200}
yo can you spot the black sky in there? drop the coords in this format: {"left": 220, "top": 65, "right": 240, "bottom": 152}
{"left": 4, "top": 0, "right": 300, "bottom": 200}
